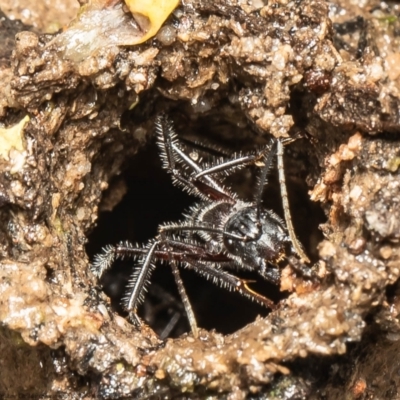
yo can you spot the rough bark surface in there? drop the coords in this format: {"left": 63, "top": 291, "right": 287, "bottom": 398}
{"left": 0, "top": 0, "right": 400, "bottom": 399}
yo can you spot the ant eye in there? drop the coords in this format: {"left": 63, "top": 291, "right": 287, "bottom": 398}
{"left": 189, "top": 151, "right": 199, "bottom": 161}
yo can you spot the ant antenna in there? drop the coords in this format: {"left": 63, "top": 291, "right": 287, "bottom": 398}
{"left": 276, "top": 140, "right": 310, "bottom": 263}
{"left": 255, "top": 140, "right": 277, "bottom": 221}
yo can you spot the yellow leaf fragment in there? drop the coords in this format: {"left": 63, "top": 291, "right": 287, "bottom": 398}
{"left": 51, "top": 0, "right": 179, "bottom": 62}
{"left": 0, "top": 116, "right": 29, "bottom": 161}
{"left": 125, "top": 0, "right": 180, "bottom": 44}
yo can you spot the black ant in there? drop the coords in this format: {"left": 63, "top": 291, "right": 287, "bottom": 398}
{"left": 92, "top": 114, "right": 309, "bottom": 337}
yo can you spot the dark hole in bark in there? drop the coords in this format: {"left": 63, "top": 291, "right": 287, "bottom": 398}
{"left": 86, "top": 119, "right": 325, "bottom": 337}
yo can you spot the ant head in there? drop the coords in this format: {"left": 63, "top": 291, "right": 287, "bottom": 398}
{"left": 223, "top": 205, "right": 290, "bottom": 271}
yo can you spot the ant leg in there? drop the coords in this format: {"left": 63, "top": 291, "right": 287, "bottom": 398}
{"left": 123, "top": 241, "right": 159, "bottom": 312}
{"left": 170, "top": 261, "right": 199, "bottom": 338}
{"left": 129, "top": 312, "right": 143, "bottom": 327}
{"left": 91, "top": 242, "right": 154, "bottom": 326}
{"left": 92, "top": 238, "right": 224, "bottom": 281}
{"left": 276, "top": 140, "right": 310, "bottom": 263}
{"left": 93, "top": 238, "right": 228, "bottom": 287}
{"left": 91, "top": 245, "right": 116, "bottom": 278}
{"left": 183, "top": 259, "right": 276, "bottom": 309}
{"left": 119, "top": 237, "right": 201, "bottom": 336}
{"left": 158, "top": 229, "right": 199, "bottom": 336}
{"left": 159, "top": 224, "right": 248, "bottom": 241}
{"left": 193, "top": 144, "right": 274, "bottom": 180}
{"left": 155, "top": 114, "right": 235, "bottom": 202}
{"left": 91, "top": 241, "right": 149, "bottom": 279}
{"left": 179, "top": 136, "right": 231, "bottom": 158}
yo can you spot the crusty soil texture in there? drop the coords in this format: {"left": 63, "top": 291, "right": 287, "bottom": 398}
{"left": 1, "top": 0, "right": 400, "bottom": 399}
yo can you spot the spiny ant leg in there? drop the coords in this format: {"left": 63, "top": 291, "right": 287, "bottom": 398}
{"left": 159, "top": 224, "right": 249, "bottom": 241}
{"left": 116, "top": 238, "right": 232, "bottom": 264}
{"left": 157, "top": 230, "right": 199, "bottom": 336}
{"left": 155, "top": 114, "right": 235, "bottom": 202}
{"left": 276, "top": 140, "right": 310, "bottom": 263}
{"left": 193, "top": 144, "right": 274, "bottom": 180}
{"left": 170, "top": 261, "right": 199, "bottom": 337}
{"left": 155, "top": 115, "right": 199, "bottom": 193}
{"left": 123, "top": 241, "right": 159, "bottom": 312}
{"left": 119, "top": 237, "right": 207, "bottom": 335}
{"left": 194, "top": 155, "right": 251, "bottom": 179}
{"left": 91, "top": 242, "right": 149, "bottom": 279}
{"left": 172, "top": 141, "right": 230, "bottom": 198}
{"left": 183, "top": 259, "right": 276, "bottom": 309}
{"left": 91, "top": 245, "right": 116, "bottom": 279}
{"left": 92, "top": 238, "right": 222, "bottom": 281}
{"left": 179, "top": 136, "right": 231, "bottom": 158}
{"left": 128, "top": 312, "right": 143, "bottom": 328}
